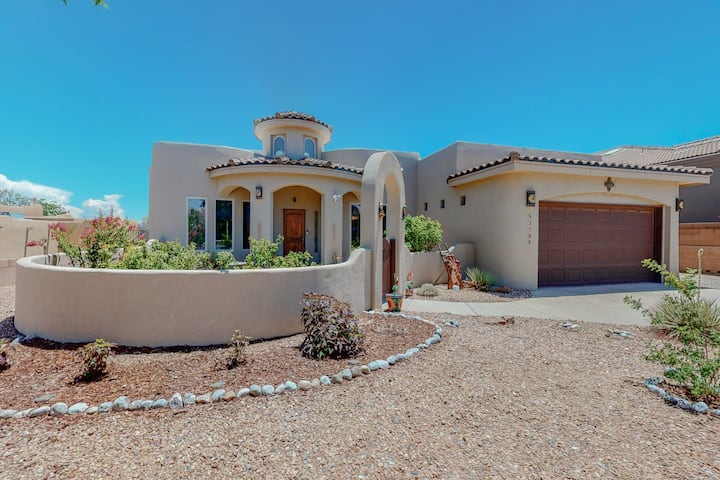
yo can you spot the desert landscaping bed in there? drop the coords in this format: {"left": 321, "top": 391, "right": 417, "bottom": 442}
{"left": 2, "top": 285, "right": 720, "bottom": 478}
{"left": 413, "top": 282, "right": 532, "bottom": 302}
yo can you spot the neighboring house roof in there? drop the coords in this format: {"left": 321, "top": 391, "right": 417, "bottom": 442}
{"left": 253, "top": 111, "right": 333, "bottom": 131}
{"left": 600, "top": 135, "right": 720, "bottom": 166}
{"left": 447, "top": 151, "right": 713, "bottom": 182}
{"left": 206, "top": 156, "right": 364, "bottom": 175}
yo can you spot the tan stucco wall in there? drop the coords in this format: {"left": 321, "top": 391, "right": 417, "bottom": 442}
{"left": 15, "top": 249, "right": 369, "bottom": 347}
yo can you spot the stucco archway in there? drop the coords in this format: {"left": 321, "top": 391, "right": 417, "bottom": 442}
{"left": 360, "top": 152, "right": 406, "bottom": 310}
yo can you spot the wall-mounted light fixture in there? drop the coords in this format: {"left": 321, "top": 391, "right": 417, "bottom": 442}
{"left": 604, "top": 177, "right": 615, "bottom": 192}
{"left": 526, "top": 190, "right": 536, "bottom": 207}
{"left": 676, "top": 198, "right": 685, "bottom": 212}
{"left": 255, "top": 186, "right": 263, "bottom": 199}
{"left": 402, "top": 205, "right": 408, "bottom": 219}
{"left": 332, "top": 193, "right": 341, "bottom": 203}
{"left": 378, "top": 202, "right": 386, "bottom": 219}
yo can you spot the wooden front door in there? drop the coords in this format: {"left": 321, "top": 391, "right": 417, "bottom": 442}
{"left": 283, "top": 209, "right": 305, "bottom": 255}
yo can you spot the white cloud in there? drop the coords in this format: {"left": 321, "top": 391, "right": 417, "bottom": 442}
{"left": 82, "top": 194, "right": 125, "bottom": 218}
{"left": 0, "top": 173, "right": 73, "bottom": 205}
{"left": 0, "top": 174, "right": 126, "bottom": 219}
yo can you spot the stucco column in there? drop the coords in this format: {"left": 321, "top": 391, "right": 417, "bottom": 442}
{"left": 321, "top": 193, "right": 342, "bottom": 264}
{"left": 249, "top": 194, "right": 273, "bottom": 241}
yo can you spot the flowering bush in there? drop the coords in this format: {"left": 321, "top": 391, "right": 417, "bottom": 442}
{"left": 51, "top": 214, "right": 142, "bottom": 268}
{"left": 243, "top": 236, "right": 314, "bottom": 269}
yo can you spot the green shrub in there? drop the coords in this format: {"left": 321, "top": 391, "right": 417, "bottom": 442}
{"left": 625, "top": 258, "right": 720, "bottom": 401}
{"left": 300, "top": 293, "right": 364, "bottom": 360}
{"left": 76, "top": 338, "right": 116, "bottom": 382}
{"left": 114, "top": 241, "right": 210, "bottom": 270}
{"left": 465, "top": 267, "right": 496, "bottom": 291}
{"left": 404, "top": 215, "right": 443, "bottom": 252}
{"left": 0, "top": 338, "right": 9, "bottom": 371}
{"left": 244, "top": 236, "right": 314, "bottom": 269}
{"left": 416, "top": 283, "right": 440, "bottom": 297}
{"left": 227, "top": 330, "right": 251, "bottom": 369}
{"left": 213, "top": 251, "right": 237, "bottom": 270}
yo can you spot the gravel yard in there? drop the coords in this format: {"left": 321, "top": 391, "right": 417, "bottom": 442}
{"left": 2, "top": 285, "right": 720, "bottom": 478}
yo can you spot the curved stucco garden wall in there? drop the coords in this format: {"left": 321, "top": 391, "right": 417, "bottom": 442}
{"left": 15, "top": 249, "right": 369, "bottom": 347}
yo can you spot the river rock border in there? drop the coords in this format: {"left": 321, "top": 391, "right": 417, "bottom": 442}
{"left": 0, "top": 312, "right": 458, "bottom": 421}
{"left": 645, "top": 377, "right": 720, "bottom": 417}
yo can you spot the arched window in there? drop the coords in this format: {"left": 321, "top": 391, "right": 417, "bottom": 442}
{"left": 304, "top": 138, "right": 316, "bottom": 158}
{"left": 272, "top": 136, "right": 286, "bottom": 157}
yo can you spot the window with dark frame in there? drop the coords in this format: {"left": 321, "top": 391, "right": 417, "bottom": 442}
{"left": 460, "top": 195, "right": 466, "bottom": 206}
{"left": 440, "top": 199, "right": 445, "bottom": 209}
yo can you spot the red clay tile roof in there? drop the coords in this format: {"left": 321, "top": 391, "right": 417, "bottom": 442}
{"left": 600, "top": 135, "right": 720, "bottom": 165}
{"left": 206, "top": 156, "right": 363, "bottom": 175}
{"left": 447, "top": 151, "right": 713, "bottom": 182}
{"left": 253, "top": 111, "right": 333, "bottom": 131}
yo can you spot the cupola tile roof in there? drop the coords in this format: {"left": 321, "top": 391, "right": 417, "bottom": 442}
{"left": 253, "top": 111, "right": 333, "bottom": 131}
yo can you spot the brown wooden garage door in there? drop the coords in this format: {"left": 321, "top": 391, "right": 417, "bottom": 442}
{"left": 538, "top": 202, "right": 661, "bottom": 286}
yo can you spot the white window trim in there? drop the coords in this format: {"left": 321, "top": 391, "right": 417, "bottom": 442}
{"left": 272, "top": 135, "right": 286, "bottom": 157}
{"left": 215, "top": 198, "right": 234, "bottom": 251}
{"left": 186, "top": 196, "right": 207, "bottom": 251}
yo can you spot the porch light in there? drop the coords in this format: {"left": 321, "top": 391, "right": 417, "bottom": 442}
{"left": 255, "top": 186, "right": 263, "bottom": 199}
{"left": 526, "top": 190, "right": 536, "bottom": 207}
{"left": 402, "top": 205, "right": 407, "bottom": 219}
{"left": 676, "top": 198, "right": 685, "bottom": 212}
{"left": 332, "top": 193, "right": 341, "bottom": 203}
{"left": 378, "top": 202, "right": 386, "bottom": 219}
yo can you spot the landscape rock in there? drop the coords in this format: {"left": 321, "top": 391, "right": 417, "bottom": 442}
{"left": 28, "top": 406, "right": 51, "bottom": 418}
{"left": 237, "top": 388, "right": 250, "bottom": 398}
{"left": 12, "top": 409, "right": 31, "bottom": 419}
{"left": 368, "top": 360, "right": 389, "bottom": 371}
{"left": 350, "top": 366, "right": 362, "bottom": 378}
{"left": 196, "top": 393, "right": 212, "bottom": 404}
{"left": 298, "top": 380, "right": 312, "bottom": 391}
{"left": 85, "top": 406, "right": 99, "bottom": 415}
{"left": 0, "top": 409, "right": 18, "bottom": 419}
{"left": 182, "top": 393, "right": 196, "bottom": 405}
{"left": 169, "top": 393, "right": 184, "bottom": 409}
{"left": 645, "top": 377, "right": 663, "bottom": 386}
{"left": 275, "top": 384, "right": 286, "bottom": 395}
{"left": 261, "top": 385, "right": 275, "bottom": 396}
{"left": 151, "top": 398, "right": 167, "bottom": 409}
{"left": 50, "top": 402, "right": 68, "bottom": 416}
{"left": 249, "top": 385, "right": 262, "bottom": 397}
{"left": 310, "top": 379, "right": 322, "bottom": 388}
{"left": 140, "top": 400, "right": 153, "bottom": 410}
{"left": 68, "top": 403, "right": 88, "bottom": 415}
{"left": 209, "top": 381, "right": 225, "bottom": 389}
{"left": 341, "top": 368, "right": 353, "bottom": 380}
{"left": 284, "top": 381, "right": 298, "bottom": 392}
{"left": 405, "top": 348, "right": 420, "bottom": 357}
{"left": 710, "top": 409, "right": 720, "bottom": 418}
{"left": 435, "top": 327, "right": 443, "bottom": 336}
{"left": 560, "top": 322, "right": 581, "bottom": 331}
{"left": 128, "top": 400, "right": 145, "bottom": 411}
{"left": 211, "top": 389, "right": 226, "bottom": 402}
{"left": 34, "top": 393, "right": 55, "bottom": 403}
{"left": 662, "top": 393, "right": 679, "bottom": 405}
{"left": 320, "top": 376, "right": 331, "bottom": 386}
{"left": 222, "top": 390, "right": 236, "bottom": 401}
{"left": 676, "top": 399, "right": 693, "bottom": 411}
{"left": 360, "top": 365, "right": 370, "bottom": 374}
{"left": 693, "top": 402, "right": 709, "bottom": 414}
{"left": 646, "top": 384, "right": 666, "bottom": 397}
{"left": 98, "top": 402, "right": 113, "bottom": 413}
{"left": 112, "top": 396, "right": 130, "bottom": 412}
{"left": 425, "top": 334, "right": 441, "bottom": 346}
{"left": 386, "top": 355, "right": 398, "bottom": 365}
{"left": 331, "top": 373, "right": 344, "bottom": 384}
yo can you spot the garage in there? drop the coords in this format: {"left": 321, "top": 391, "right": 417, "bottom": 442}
{"left": 538, "top": 202, "right": 661, "bottom": 286}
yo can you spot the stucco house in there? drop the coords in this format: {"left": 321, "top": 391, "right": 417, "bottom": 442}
{"left": 149, "top": 111, "right": 712, "bottom": 291}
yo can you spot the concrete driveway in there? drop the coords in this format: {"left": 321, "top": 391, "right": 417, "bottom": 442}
{"left": 403, "top": 282, "right": 720, "bottom": 326}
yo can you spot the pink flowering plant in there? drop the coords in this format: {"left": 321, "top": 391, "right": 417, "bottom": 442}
{"left": 51, "top": 212, "right": 142, "bottom": 268}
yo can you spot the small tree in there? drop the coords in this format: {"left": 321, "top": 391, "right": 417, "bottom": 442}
{"left": 404, "top": 215, "right": 443, "bottom": 252}
{"left": 625, "top": 258, "right": 720, "bottom": 402}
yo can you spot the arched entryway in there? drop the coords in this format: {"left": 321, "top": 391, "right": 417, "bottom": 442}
{"left": 273, "top": 186, "right": 322, "bottom": 261}
{"left": 360, "top": 152, "right": 406, "bottom": 310}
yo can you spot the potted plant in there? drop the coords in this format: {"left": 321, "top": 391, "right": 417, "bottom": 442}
{"left": 385, "top": 273, "right": 404, "bottom": 312}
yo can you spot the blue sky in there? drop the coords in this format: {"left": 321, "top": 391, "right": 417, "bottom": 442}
{"left": 1, "top": 1, "right": 719, "bottom": 221}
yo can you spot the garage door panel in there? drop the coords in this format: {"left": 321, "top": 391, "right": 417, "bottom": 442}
{"left": 538, "top": 202, "right": 659, "bottom": 286}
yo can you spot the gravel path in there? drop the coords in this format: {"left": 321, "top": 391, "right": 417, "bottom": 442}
{"left": 2, "top": 287, "right": 720, "bottom": 478}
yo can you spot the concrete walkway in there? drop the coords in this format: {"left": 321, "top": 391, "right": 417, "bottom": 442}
{"left": 403, "top": 282, "right": 720, "bottom": 326}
